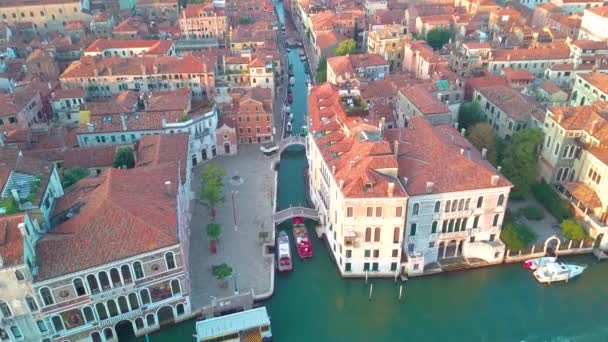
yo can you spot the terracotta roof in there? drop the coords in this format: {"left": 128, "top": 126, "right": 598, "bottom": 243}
{"left": 540, "top": 80, "right": 564, "bottom": 94}
{"left": 63, "top": 146, "right": 120, "bottom": 169}
{"left": 587, "top": 5, "right": 608, "bottom": 17}
{"left": 0, "top": 146, "right": 54, "bottom": 207}
{"left": 315, "top": 31, "right": 343, "bottom": 50}
{"left": 52, "top": 88, "right": 85, "bottom": 99}
{"left": 85, "top": 39, "right": 174, "bottom": 55}
{"left": 135, "top": 134, "right": 189, "bottom": 183}
{"left": 0, "top": 214, "right": 26, "bottom": 268}
{"left": 580, "top": 72, "right": 608, "bottom": 94}
{"left": 39, "top": 162, "right": 181, "bottom": 280}
{"left": 477, "top": 85, "right": 544, "bottom": 121}
{"left": 400, "top": 85, "right": 450, "bottom": 115}
{"left": 549, "top": 103, "right": 608, "bottom": 142}
{"left": 563, "top": 182, "right": 602, "bottom": 208}
{"left": 491, "top": 44, "right": 570, "bottom": 61}
{"left": 502, "top": 67, "right": 535, "bottom": 81}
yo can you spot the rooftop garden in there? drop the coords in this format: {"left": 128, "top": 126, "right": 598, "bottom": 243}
{"left": 340, "top": 96, "right": 368, "bottom": 116}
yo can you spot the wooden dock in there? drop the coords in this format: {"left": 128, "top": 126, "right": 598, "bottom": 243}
{"left": 593, "top": 248, "right": 608, "bottom": 261}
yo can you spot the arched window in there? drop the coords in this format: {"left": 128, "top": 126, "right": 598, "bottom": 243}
{"left": 135, "top": 317, "right": 145, "bottom": 330}
{"left": 121, "top": 265, "right": 133, "bottom": 283}
{"left": 40, "top": 287, "right": 54, "bottom": 306}
{"left": 87, "top": 274, "right": 99, "bottom": 294}
{"left": 442, "top": 221, "right": 447, "bottom": 233}
{"left": 98, "top": 271, "right": 111, "bottom": 290}
{"left": 107, "top": 300, "right": 119, "bottom": 317}
{"left": 412, "top": 203, "right": 419, "bottom": 215}
{"left": 146, "top": 313, "right": 156, "bottom": 326}
{"left": 103, "top": 327, "right": 114, "bottom": 340}
{"left": 364, "top": 227, "right": 372, "bottom": 242}
{"left": 140, "top": 289, "right": 151, "bottom": 305}
{"left": 373, "top": 227, "right": 381, "bottom": 242}
{"left": 493, "top": 214, "right": 500, "bottom": 227}
{"left": 0, "top": 301, "right": 12, "bottom": 318}
{"left": 91, "top": 332, "right": 102, "bottom": 342}
{"left": 455, "top": 219, "right": 461, "bottom": 231}
{"left": 410, "top": 223, "right": 417, "bottom": 236}
{"left": 51, "top": 315, "right": 64, "bottom": 332}
{"left": 465, "top": 198, "right": 471, "bottom": 210}
{"left": 82, "top": 306, "right": 95, "bottom": 323}
{"left": 393, "top": 227, "right": 400, "bottom": 243}
{"left": 73, "top": 278, "right": 87, "bottom": 296}
{"left": 476, "top": 196, "right": 484, "bottom": 208}
{"left": 451, "top": 200, "right": 458, "bottom": 212}
{"left": 176, "top": 303, "right": 185, "bottom": 316}
{"left": 461, "top": 218, "right": 468, "bottom": 231}
{"left": 444, "top": 200, "right": 451, "bottom": 213}
{"left": 14, "top": 270, "right": 24, "bottom": 281}
{"left": 170, "top": 279, "right": 181, "bottom": 295}
{"left": 431, "top": 221, "right": 438, "bottom": 234}
{"left": 25, "top": 295, "right": 38, "bottom": 312}
{"left": 165, "top": 252, "right": 176, "bottom": 270}
{"left": 110, "top": 268, "right": 121, "bottom": 286}
{"left": 458, "top": 199, "right": 464, "bottom": 211}
{"left": 95, "top": 303, "right": 108, "bottom": 320}
{"left": 497, "top": 194, "right": 505, "bottom": 207}
{"left": 133, "top": 261, "right": 144, "bottom": 279}
{"left": 128, "top": 293, "right": 140, "bottom": 310}
{"left": 434, "top": 201, "right": 441, "bottom": 213}
{"left": 118, "top": 296, "right": 129, "bottom": 314}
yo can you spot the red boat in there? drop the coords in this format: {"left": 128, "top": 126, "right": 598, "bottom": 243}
{"left": 292, "top": 217, "right": 313, "bottom": 259}
{"left": 287, "top": 93, "right": 293, "bottom": 103}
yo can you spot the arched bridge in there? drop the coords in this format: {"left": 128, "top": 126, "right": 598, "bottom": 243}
{"left": 278, "top": 135, "right": 306, "bottom": 155}
{"left": 272, "top": 206, "right": 319, "bottom": 225}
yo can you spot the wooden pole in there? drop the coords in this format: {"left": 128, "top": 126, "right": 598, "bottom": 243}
{"left": 365, "top": 271, "right": 368, "bottom": 285}
{"left": 368, "top": 283, "right": 373, "bottom": 301}
{"left": 398, "top": 284, "right": 403, "bottom": 302}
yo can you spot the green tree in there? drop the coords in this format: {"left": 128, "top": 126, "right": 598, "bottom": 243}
{"left": 113, "top": 146, "right": 135, "bottom": 169}
{"left": 334, "top": 39, "right": 357, "bottom": 56}
{"left": 212, "top": 263, "right": 233, "bottom": 281}
{"left": 62, "top": 167, "right": 89, "bottom": 188}
{"left": 425, "top": 27, "right": 453, "bottom": 50}
{"left": 561, "top": 219, "right": 587, "bottom": 241}
{"left": 467, "top": 122, "right": 497, "bottom": 165}
{"left": 531, "top": 181, "right": 572, "bottom": 221}
{"left": 501, "top": 129, "right": 544, "bottom": 198}
{"left": 316, "top": 57, "right": 327, "bottom": 83}
{"left": 207, "top": 223, "right": 222, "bottom": 241}
{"left": 500, "top": 222, "right": 537, "bottom": 251}
{"left": 200, "top": 163, "right": 226, "bottom": 219}
{"left": 458, "top": 101, "right": 484, "bottom": 130}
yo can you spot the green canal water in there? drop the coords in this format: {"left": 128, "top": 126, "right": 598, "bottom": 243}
{"left": 136, "top": 5, "right": 608, "bottom": 341}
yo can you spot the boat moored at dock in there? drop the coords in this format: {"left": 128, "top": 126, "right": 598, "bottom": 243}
{"left": 532, "top": 262, "right": 586, "bottom": 284}
{"left": 277, "top": 231, "right": 293, "bottom": 272}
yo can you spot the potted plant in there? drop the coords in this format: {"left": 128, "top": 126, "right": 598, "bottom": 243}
{"left": 207, "top": 223, "right": 222, "bottom": 254}
{"left": 212, "top": 263, "right": 233, "bottom": 288}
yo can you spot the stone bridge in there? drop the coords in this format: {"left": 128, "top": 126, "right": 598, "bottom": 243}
{"left": 272, "top": 206, "right": 319, "bottom": 225}
{"left": 278, "top": 135, "right": 306, "bottom": 155}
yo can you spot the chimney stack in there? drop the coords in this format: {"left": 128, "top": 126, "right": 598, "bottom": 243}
{"left": 332, "top": 165, "right": 336, "bottom": 174}
{"left": 350, "top": 160, "right": 355, "bottom": 169}
{"left": 491, "top": 175, "right": 499, "bottom": 186}
{"left": 460, "top": 148, "right": 465, "bottom": 155}
{"left": 387, "top": 182, "right": 395, "bottom": 197}
{"left": 454, "top": 122, "right": 459, "bottom": 130}
{"left": 393, "top": 140, "right": 399, "bottom": 156}
{"left": 120, "top": 114, "right": 127, "bottom": 131}
{"left": 497, "top": 165, "right": 502, "bottom": 173}
{"left": 425, "top": 181, "right": 434, "bottom": 193}
{"left": 402, "top": 177, "right": 408, "bottom": 189}
{"left": 339, "top": 179, "right": 344, "bottom": 189}
{"left": 164, "top": 181, "right": 172, "bottom": 196}
{"left": 461, "top": 128, "right": 466, "bottom": 136}
{"left": 590, "top": 119, "right": 599, "bottom": 135}
{"left": 482, "top": 148, "right": 487, "bottom": 158}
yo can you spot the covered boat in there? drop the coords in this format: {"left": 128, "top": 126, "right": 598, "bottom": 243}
{"left": 287, "top": 93, "right": 293, "bottom": 103}
{"left": 292, "top": 217, "right": 313, "bottom": 259}
{"left": 532, "top": 262, "right": 586, "bottom": 284}
{"left": 523, "top": 257, "right": 557, "bottom": 270}
{"left": 276, "top": 231, "right": 292, "bottom": 272}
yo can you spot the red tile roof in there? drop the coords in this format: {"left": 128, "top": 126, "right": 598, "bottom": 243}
{"left": 399, "top": 85, "right": 450, "bottom": 115}
{"left": 85, "top": 39, "right": 174, "bottom": 55}
{"left": 0, "top": 214, "right": 25, "bottom": 268}
{"left": 491, "top": 44, "right": 571, "bottom": 61}
{"left": 135, "top": 133, "right": 189, "bottom": 183}
{"left": 63, "top": 146, "right": 121, "bottom": 169}
{"left": 580, "top": 72, "right": 608, "bottom": 94}
{"left": 549, "top": 103, "right": 608, "bottom": 142}
{"left": 476, "top": 85, "right": 545, "bottom": 122}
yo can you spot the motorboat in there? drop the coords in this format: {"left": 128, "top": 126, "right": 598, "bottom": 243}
{"left": 532, "top": 262, "right": 586, "bottom": 284}
{"left": 289, "top": 76, "right": 295, "bottom": 85}
{"left": 276, "top": 231, "right": 292, "bottom": 272}
{"left": 260, "top": 143, "right": 278, "bottom": 156}
{"left": 292, "top": 217, "right": 313, "bottom": 259}
{"left": 523, "top": 257, "right": 557, "bottom": 270}
{"left": 288, "top": 113, "right": 294, "bottom": 122}
{"left": 286, "top": 121, "right": 292, "bottom": 133}
{"left": 300, "top": 55, "right": 307, "bottom": 62}
{"left": 287, "top": 93, "right": 293, "bottom": 103}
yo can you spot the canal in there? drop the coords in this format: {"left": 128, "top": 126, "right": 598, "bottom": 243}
{"left": 134, "top": 4, "right": 608, "bottom": 342}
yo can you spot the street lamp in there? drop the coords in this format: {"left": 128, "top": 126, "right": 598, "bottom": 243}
{"left": 231, "top": 190, "right": 238, "bottom": 231}
{"left": 233, "top": 271, "right": 239, "bottom": 295}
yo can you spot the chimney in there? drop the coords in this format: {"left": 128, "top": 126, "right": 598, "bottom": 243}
{"left": 491, "top": 175, "right": 499, "bottom": 186}
{"left": 47, "top": 82, "right": 52, "bottom": 90}
{"left": 164, "top": 181, "right": 172, "bottom": 196}
{"left": 402, "top": 177, "right": 408, "bottom": 189}
{"left": 86, "top": 122, "right": 95, "bottom": 132}
{"left": 461, "top": 128, "right": 466, "bottom": 136}
{"left": 425, "top": 181, "right": 434, "bottom": 194}
{"left": 93, "top": 68, "right": 98, "bottom": 76}
{"left": 497, "top": 165, "right": 502, "bottom": 173}
{"left": 590, "top": 119, "right": 599, "bottom": 135}
{"left": 393, "top": 140, "right": 399, "bottom": 156}
{"left": 482, "top": 148, "right": 487, "bottom": 158}
{"left": 460, "top": 148, "right": 465, "bottom": 155}
{"left": 350, "top": 160, "right": 355, "bottom": 169}
{"left": 107, "top": 67, "right": 112, "bottom": 76}
{"left": 454, "top": 122, "right": 459, "bottom": 130}
{"left": 339, "top": 179, "right": 344, "bottom": 189}
{"left": 387, "top": 182, "right": 395, "bottom": 197}
{"left": 152, "top": 64, "right": 159, "bottom": 74}
{"left": 332, "top": 165, "right": 336, "bottom": 174}
{"left": 120, "top": 114, "right": 127, "bottom": 131}
{"left": 140, "top": 64, "right": 146, "bottom": 75}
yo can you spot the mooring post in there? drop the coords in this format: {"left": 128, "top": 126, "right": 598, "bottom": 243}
{"left": 368, "top": 283, "right": 373, "bottom": 301}
{"left": 365, "top": 271, "right": 368, "bottom": 285}
{"left": 399, "top": 284, "right": 403, "bottom": 302}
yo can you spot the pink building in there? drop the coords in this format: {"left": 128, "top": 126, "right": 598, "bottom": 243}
{"left": 179, "top": 3, "right": 227, "bottom": 39}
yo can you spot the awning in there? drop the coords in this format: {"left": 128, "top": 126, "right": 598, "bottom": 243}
{"left": 563, "top": 182, "right": 602, "bottom": 209}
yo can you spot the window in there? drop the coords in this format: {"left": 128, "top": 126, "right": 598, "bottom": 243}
{"left": 346, "top": 207, "right": 353, "bottom": 217}
{"left": 445, "top": 200, "right": 451, "bottom": 213}
{"left": 146, "top": 314, "right": 156, "bottom": 326}
{"left": 91, "top": 332, "right": 102, "bottom": 342}
{"left": 434, "top": 201, "right": 440, "bottom": 213}
{"left": 140, "top": 289, "right": 151, "bottom": 305}
{"left": 391, "top": 262, "right": 397, "bottom": 271}
{"left": 554, "top": 143, "right": 560, "bottom": 156}
{"left": 346, "top": 250, "right": 352, "bottom": 258}
{"left": 412, "top": 203, "right": 419, "bottom": 215}
{"left": 109, "top": 268, "right": 120, "bottom": 285}
{"left": 165, "top": 252, "right": 176, "bottom": 270}
{"left": 374, "top": 227, "right": 381, "bottom": 242}
{"left": 364, "top": 249, "right": 371, "bottom": 258}
{"left": 25, "top": 296, "right": 38, "bottom": 312}
{"left": 103, "top": 328, "right": 114, "bottom": 340}
{"left": 128, "top": 293, "right": 140, "bottom": 310}
{"left": 366, "top": 207, "right": 373, "bottom": 217}
{"left": 133, "top": 261, "right": 144, "bottom": 279}
{"left": 51, "top": 316, "right": 64, "bottom": 332}
{"left": 135, "top": 317, "right": 145, "bottom": 330}
{"left": 118, "top": 296, "right": 129, "bottom": 314}
{"left": 473, "top": 216, "right": 480, "bottom": 228}
{"left": 36, "top": 320, "right": 47, "bottom": 333}
{"left": 493, "top": 214, "right": 499, "bottom": 227}
{"left": 410, "top": 223, "right": 417, "bottom": 236}
{"left": 455, "top": 219, "right": 461, "bottom": 231}
{"left": 121, "top": 265, "right": 133, "bottom": 283}
{"left": 476, "top": 196, "right": 484, "bottom": 208}
{"left": 9, "top": 326, "right": 21, "bottom": 339}
{"left": 393, "top": 227, "right": 400, "bottom": 243}
{"left": 15, "top": 270, "right": 24, "bottom": 281}
{"left": 431, "top": 221, "right": 438, "bottom": 234}
{"left": 99, "top": 271, "right": 111, "bottom": 290}
{"left": 365, "top": 227, "right": 372, "bottom": 242}
{"left": 461, "top": 218, "right": 468, "bottom": 231}
{"left": 363, "top": 262, "right": 370, "bottom": 271}
{"left": 373, "top": 250, "right": 380, "bottom": 258}
{"left": 451, "top": 200, "right": 458, "bottom": 212}
{"left": 171, "top": 279, "right": 181, "bottom": 295}
{"left": 458, "top": 199, "right": 464, "bottom": 211}
{"left": 372, "top": 263, "right": 379, "bottom": 271}
{"left": 345, "top": 263, "right": 352, "bottom": 272}
{"left": 96, "top": 303, "right": 108, "bottom": 320}
{"left": 0, "top": 301, "right": 11, "bottom": 318}
{"left": 87, "top": 274, "right": 100, "bottom": 293}
{"left": 442, "top": 221, "right": 447, "bottom": 233}
{"left": 395, "top": 206, "right": 402, "bottom": 217}
{"left": 448, "top": 220, "right": 454, "bottom": 232}
{"left": 375, "top": 207, "right": 382, "bottom": 217}
{"left": 494, "top": 195, "right": 504, "bottom": 208}
{"left": 82, "top": 306, "right": 95, "bottom": 323}
{"left": 40, "top": 287, "right": 54, "bottom": 306}
{"left": 107, "top": 300, "right": 119, "bottom": 317}
{"left": 465, "top": 198, "right": 470, "bottom": 210}
{"left": 73, "top": 278, "right": 87, "bottom": 296}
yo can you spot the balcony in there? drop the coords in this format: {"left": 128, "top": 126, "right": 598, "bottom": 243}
{"left": 91, "top": 283, "right": 135, "bottom": 302}
{"left": 195, "top": 128, "right": 211, "bottom": 139}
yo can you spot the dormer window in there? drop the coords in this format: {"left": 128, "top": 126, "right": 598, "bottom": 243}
{"left": 365, "top": 182, "right": 373, "bottom": 189}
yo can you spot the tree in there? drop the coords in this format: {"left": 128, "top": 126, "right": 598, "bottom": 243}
{"left": 500, "top": 222, "right": 537, "bottom": 251}
{"left": 316, "top": 57, "right": 327, "bottom": 83}
{"left": 207, "top": 223, "right": 222, "bottom": 241}
{"left": 200, "top": 163, "right": 226, "bottom": 219}
{"left": 425, "top": 27, "right": 452, "bottom": 50}
{"left": 531, "top": 181, "right": 572, "bottom": 221}
{"left": 212, "top": 263, "right": 233, "bottom": 281}
{"left": 561, "top": 219, "right": 587, "bottom": 241}
{"left": 501, "top": 129, "right": 544, "bottom": 198}
{"left": 458, "top": 101, "right": 484, "bottom": 130}
{"left": 467, "top": 123, "right": 497, "bottom": 165}
{"left": 113, "top": 146, "right": 135, "bottom": 169}
{"left": 334, "top": 39, "right": 357, "bottom": 56}
{"left": 62, "top": 168, "right": 89, "bottom": 188}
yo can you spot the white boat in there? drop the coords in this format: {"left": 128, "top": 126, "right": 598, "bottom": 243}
{"left": 289, "top": 76, "right": 295, "bottom": 85}
{"left": 276, "top": 231, "right": 292, "bottom": 272}
{"left": 523, "top": 256, "right": 557, "bottom": 270}
{"left": 288, "top": 113, "right": 294, "bottom": 121}
{"left": 286, "top": 121, "right": 292, "bottom": 133}
{"left": 300, "top": 55, "right": 307, "bottom": 62}
{"left": 532, "top": 262, "right": 586, "bottom": 284}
